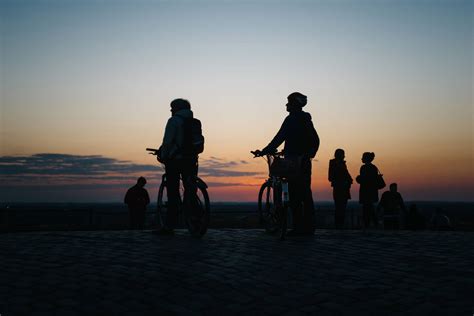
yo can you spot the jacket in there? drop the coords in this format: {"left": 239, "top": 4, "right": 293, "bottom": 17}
{"left": 160, "top": 109, "right": 194, "bottom": 161}
{"left": 328, "top": 158, "right": 353, "bottom": 200}
{"left": 262, "top": 110, "right": 320, "bottom": 158}
{"left": 356, "top": 163, "right": 379, "bottom": 204}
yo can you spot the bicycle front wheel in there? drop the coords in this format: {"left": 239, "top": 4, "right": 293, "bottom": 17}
{"left": 258, "top": 181, "right": 282, "bottom": 234}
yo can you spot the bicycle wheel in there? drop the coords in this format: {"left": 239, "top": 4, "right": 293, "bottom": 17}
{"left": 156, "top": 180, "right": 167, "bottom": 230}
{"left": 184, "top": 177, "right": 210, "bottom": 238}
{"left": 258, "top": 181, "right": 283, "bottom": 234}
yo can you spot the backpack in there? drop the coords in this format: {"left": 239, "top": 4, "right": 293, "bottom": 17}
{"left": 302, "top": 114, "right": 319, "bottom": 158}
{"left": 180, "top": 117, "right": 205, "bottom": 156}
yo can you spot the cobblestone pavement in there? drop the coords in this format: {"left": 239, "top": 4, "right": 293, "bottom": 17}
{"left": 1, "top": 229, "right": 473, "bottom": 315}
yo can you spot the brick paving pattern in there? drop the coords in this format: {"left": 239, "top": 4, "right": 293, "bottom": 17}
{"left": 1, "top": 229, "right": 473, "bottom": 315}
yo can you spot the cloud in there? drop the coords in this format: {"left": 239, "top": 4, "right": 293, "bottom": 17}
{"left": 0, "top": 153, "right": 264, "bottom": 201}
{"left": 0, "top": 153, "right": 159, "bottom": 176}
{"left": 0, "top": 153, "right": 262, "bottom": 185}
{"left": 205, "top": 182, "right": 259, "bottom": 188}
{"left": 198, "top": 158, "right": 260, "bottom": 177}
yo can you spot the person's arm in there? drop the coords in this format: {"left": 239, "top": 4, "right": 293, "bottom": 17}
{"left": 399, "top": 193, "right": 406, "bottom": 212}
{"left": 357, "top": 165, "right": 366, "bottom": 184}
{"left": 344, "top": 163, "right": 353, "bottom": 184}
{"left": 124, "top": 189, "right": 131, "bottom": 204}
{"left": 145, "top": 190, "right": 150, "bottom": 206}
{"left": 377, "top": 192, "right": 387, "bottom": 212}
{"left": 160, "top": 117, "right": 178, "bottom": 161}
{"left": 328, "top": 161, "right": 334, "bottom": 183}
{"left": 261, "top": 117, "right": 288, "bottom": 154}
{"left": 307, "top": 116, "right": 320, "bottom": 157}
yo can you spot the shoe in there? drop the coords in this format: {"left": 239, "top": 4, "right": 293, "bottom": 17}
{"left": 152, "top": 227, "right": 175, "bottom": 236}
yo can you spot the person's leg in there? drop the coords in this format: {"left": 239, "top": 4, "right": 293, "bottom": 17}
{"left": 362, "top": 203, "right": 370, "bottom": 229}
{"left": 138, "top": 209, "right": 146, "bottom": 229}
{"left": 129, "top": 208, "right": 134, "bottom": 229}
{"left": 334, "top": 198, "right": 346, "bottom": 229}
{"left": 301, "top": 159, "right": 315, "bottom": 234}
{"left": 288, "top": 177, "right": 304, "bottom": 232}
{"left": 302, "top": 171, "right": 315, "bottom": 234}
{"left": 165, "top": 161, "right": 180, "bottom": 230}
{"left": 369, "top": 204, "right": 377, "bottom": 228}
{"left": 181, "top": 158, "right": 199, "bottom": 214}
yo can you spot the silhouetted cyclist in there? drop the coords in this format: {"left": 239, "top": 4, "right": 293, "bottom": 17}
{"left": 154, "top": 98, "right": 204, "bottom": 235}
{"left": 254, "top": 92, "right": 320, "bottom": 236}
{"left": 124, "top": 177, "right": 150, "bottom": 229}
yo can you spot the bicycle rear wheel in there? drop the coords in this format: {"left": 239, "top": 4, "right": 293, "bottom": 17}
{"left": 156, "top": 181, "right": 167, "bottom": 230}
{"left": 184, "top": 177, "right": 210, "bottom": 238}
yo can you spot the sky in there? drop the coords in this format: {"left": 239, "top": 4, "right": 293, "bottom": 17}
{"left": 0, "top": 0, "right": 473, "bottom": 202}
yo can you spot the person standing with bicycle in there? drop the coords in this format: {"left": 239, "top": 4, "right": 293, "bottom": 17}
{"left": 155, "top": 98, "right": 204, "bottom": 235}
{"left": 254, "top": 92, "right": 320, "bottom": 236}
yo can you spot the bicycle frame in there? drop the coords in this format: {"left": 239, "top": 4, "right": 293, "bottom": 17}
{"left": 255, "top": 152, "right": 291, "bottom": 239}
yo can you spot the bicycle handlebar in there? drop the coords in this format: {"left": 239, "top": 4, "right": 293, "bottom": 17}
{"left": 146, "top": 148, "right": 160, "bottom": 157}
{"left": 251, "top": 150, "right": 284, "bottom": 158}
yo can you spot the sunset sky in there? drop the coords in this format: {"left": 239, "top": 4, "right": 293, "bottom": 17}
{"left": 1, "top": 0, "right": 472, "bottom": 202}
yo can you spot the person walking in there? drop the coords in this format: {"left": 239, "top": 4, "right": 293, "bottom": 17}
{"left": 356, "top": 152, "right": 382, "bottom": 230}
{"left": 328, "top": 149, "right": 353, "bottom": 229}
{"left": 124, "top": 177, "right": 150, "bottom": 229}
{"left": 253, "top": 92, "right": 320, "bottom": 236}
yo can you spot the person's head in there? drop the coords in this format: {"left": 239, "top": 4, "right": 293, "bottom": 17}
{"left": 170, "top": 98, "right": 191, "bottom": 115}
{"left": 389, "top": 183, "right": 398, "bottom": 193}
{"left": 361, "top": 152, "right": 375, "bottom": 164}
{"left": 286, "top": 92, "right": 307, "bottom": 112}
{"left": 334, "top": 148, "right": 345, "bottom": 161}
{"left": 137, "top": 176, "right": 147, "bottom": 188}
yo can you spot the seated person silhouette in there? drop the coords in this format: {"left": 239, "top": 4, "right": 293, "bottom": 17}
{"left": 377, "top": 183, "right": 406, "bottom": 230}
{"left": 429, "top": 208, "right": 452, "bottom": 231}
{"left": 124, "top": 177, "right": 150, "bottom": 229}
{"left": 406, "top": 204, "right": 426, "bottom": 230}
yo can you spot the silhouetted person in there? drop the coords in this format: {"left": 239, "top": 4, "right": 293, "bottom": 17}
{"left": 377, "top": 183, "right": 406, "bottom": 230}
{"left": 255, "top": 92, "right": 320, "bottom": 236}
{"left": 356, "top": 152, "right": 381, "bottom": 229}
{"left": 124, "top": 177, "right": 150, "bottom": 229}
{"left": 429, "top": 208, "right": 452, "bottom": 231}
{"left": 155, "top": 98, "right": 204, "bottom": 235}
{"left": 328, "top": 149, "right": 353, "bottom": 229}
{"left": 406, "top": 204, "right": 425, "bottom": 230}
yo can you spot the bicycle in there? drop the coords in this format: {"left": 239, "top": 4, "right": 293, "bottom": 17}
{"left": 251, "top": 150, "right": 292, "bottom": 240}
{"left": 146, "top": 148, "right": 210, "bottom": 237}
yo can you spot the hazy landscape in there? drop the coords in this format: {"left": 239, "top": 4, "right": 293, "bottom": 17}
{"left": 2, "top": 201, "right": 473, "bottom": 232}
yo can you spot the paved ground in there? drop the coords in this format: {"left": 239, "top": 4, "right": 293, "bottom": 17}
{"left": 1, "top": 229, "right": 473, "bottom": 315}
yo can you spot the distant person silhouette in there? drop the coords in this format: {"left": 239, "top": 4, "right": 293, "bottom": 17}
{"left": 155, "top": 98, "right": 204, "bottom": 235}
{"left": 377, "top": 183, "right": 406, "bottom": 230}
{"left": 124, "top": 177, "right": 150, "bottom": 229}
{"left": 254, "top": 92, "right": 320, "bottom": 236}
{"left": 406, "top": 204, "right": 425, "bottom": 230}
{"left": 328, "top": 149, "right": 353, "bottom": 229}
{"left": 356, "top": 152, "right": 381, "bottom": 229}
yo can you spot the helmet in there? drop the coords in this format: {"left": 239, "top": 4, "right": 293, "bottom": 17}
{"left": 287, "top": 92, "right": 307, "bottom": 107}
